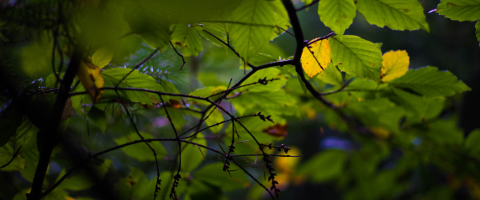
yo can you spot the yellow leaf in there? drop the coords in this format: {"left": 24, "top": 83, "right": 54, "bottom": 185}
{"left": 77, "top": 57, "right": 105, "bottom": 102}
{"left": 92, "top": 47, "right": 113, "bottom": 69}
{"left": 301, "top": 38, "right": 331, "bottom": 78}
{"left": 380, "top": 50, "right": 409, "bottom": 82}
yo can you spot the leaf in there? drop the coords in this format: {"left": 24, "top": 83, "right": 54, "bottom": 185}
{"left": 238, "top": 68, "right": 288, "bottom": 92}
{"left": 160, "top": 0, "right": 244, "bottom": 23}
{"left": 171, "top": 24, "right": 204, "bottom": 57}
{"left": 229, "top": 90, "right": 297, "bottom": 116}
{"left": 329, "top": 35, "right": 383, "bottom": 81}
{"left": 181, "top": 133, "right": 207, "bottom": 172}
{"left": 114, "top": 132, "right": 167, "bottom": 161}
{"left": 205, "top": 108, "right": 224, "bottom": 134}
{"left": 0, "top": 96, "right": 29, "bottom": 147}
{"left": 228, "top": 0, "right": 276, "bottom": 64}
{"left": 388, "top": 66, "right": 471, "bottom": 97}
{"left": 381, "top": 50, "right": 409, "bottom": 82}
{"left": 102, "top": 68, "right": 177, "bottom": 104}
{"left": 77, "top": 59, "right": 105, "bottom": 102}
{"left": 465, "top": 129, "right": 480, "bottom": 155}
{"left": 189, "top": 86, "right": 227, "bottom": 105}
{"left": 436, "top": 0, "right": 480, "bottom": 21}
{"left": 71, "top": 84, "right": 93, "bottom": 118}
{"left": 194, "top": 163, "right": 250, "bottom": 191}
{"left": 0, "top": 116, "right": 38, "bottom": 171}
{"left": 123, "top": 0, "right": 171, "bottom": 50}
{"left": 476, "top": 21, "right": 480, "bottom": 46}
{"left": 92, "top": 48, "right": 114, "bottom": 69}
{"left": 87, "top": 106, "right": 108, "bottom": 134}
{"left": 301, "top": 38, "right": 332, "bottom": 78}
{"left": 356, "top": 0, "right": 430, "bottom": 31}
{"left": 425, "top": 119, "right": 464, "bottom": 145}
{"left": 298, "top": 150, "right": 347, "bottom": 182}
{"left": 317, "top": 63, "right": 343, "bottom": 85}
{"left": 318, "top": 0, "right": 356, "bottom": 35}
{"left": 57, "top": 159, "right": 111, "bottom": 191}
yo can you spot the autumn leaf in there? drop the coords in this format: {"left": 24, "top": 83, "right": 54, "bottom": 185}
{"left": 262, "top": 123, "right": 288, "bottom": 137}
{"left": 381, "top": 50, "right": 409, "bottom": 82}
{"left": 77, "top": 57, "right": 105, "bottom": 102}
{"left": 301, "top": 38, "right": 331, "bottom": 78}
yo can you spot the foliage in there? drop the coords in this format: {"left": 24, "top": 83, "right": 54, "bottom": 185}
{"left": 0, "top": 0, "right": 478, "bottom": 200}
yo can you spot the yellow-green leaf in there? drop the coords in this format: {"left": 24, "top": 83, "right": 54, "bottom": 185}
{"left": 77, "top": 58, "right": 105, "bottom": 102}
{"left": 92, "top": 48, "right": 114, "bottom": 69}
{"left": 301, "top": 38, "right": 331, "bottom": 78}
{"left": 380, "top": 50, "right": 409, "bottom": 82}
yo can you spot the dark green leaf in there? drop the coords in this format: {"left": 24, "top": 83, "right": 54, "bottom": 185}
{"left": 194, "top": 163, "right": 250, "bottom": 191}
{"left": 298, "top": 150, "right": 347, "bottom": 182}
{"left": 114, "top": 132, "right": 167, "bottom": 161}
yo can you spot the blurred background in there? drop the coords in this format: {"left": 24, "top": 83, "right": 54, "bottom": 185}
{"left": 1, "top": 0, "right": 479, "bottom": 199}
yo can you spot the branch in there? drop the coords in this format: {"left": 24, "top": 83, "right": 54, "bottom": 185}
{"left": 115, "top": 49, "right": 158, "bottom": 88}
{"left": 29, "top": 45, "right": 84, "bottom": 200}
{"left": 169, "top": 41, "right": 186, "bottom": 70}
{"left": 295, "top": 0, "right": 320, "bottom": 12}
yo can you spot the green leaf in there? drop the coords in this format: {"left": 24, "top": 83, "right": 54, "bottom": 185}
{"left": 436, "top": 0, "right": 480, "bottom": 21}
{"left": 344, "top": 98, "right": 405, "bottom": 132}
{"left": 205, "top": 108, "right": 224, "bottom": 134}
{"left": 465, "top": 129, "right": 480, "bottom": 155}
{"left": 388, "top": 66, "right": 471, "bottom": 97}
{"left": 329, "top": 35, "right": 383, "bottom": 81}
{"left": 71, "top": 83, "right": 92, "bottom": 118}
{"left": 87, "top": 106, "right": 108, "bottom": 134}
{"left": 0, "top": 96, "right": 29, "bottom": 147}
{"left": 425, "top": 119, "right": 464, "bottom": 145}
{"left": 356, "top": 0, "right": 430, "bottom": 31}
{"left": 318, "top": 0, "right": 356, "bottom": 35}
{"left": 194, "top": 163, "right": 250, "bottom": 191}
{"left": 114, "top": 132, "right": 167, "bottom": 161}
{"left": 228, "top": 0, "right": 276, "bottom": 64}
{"left": 57, "top": 159, "right": 111, "bottom": 191}
{"left": 102, "top": 68, "right": 178, "bottom": 104}
{"left": 171, "top": 24, "right": 204, "bottom": 57}
{"left": 298, "top": 150, "right": 347, "bottom": 182}
{"left": 476, "top": 21, "right": 480, "bottom": 46}
{"left": 190, "top": 86, "right": 227, "bottom": 105}
{"left": 160, "top": 0, "right": 244, "bottom": 24}
{"left": 123, "top": 0, "right": 171, "bottom": 50}
{"left": 229, "top": 90, "right": 297, "bottom": 116}
{"left": 181, "top": 133, "right": 207, "bottom": 172}
{"left": 238, "top": 68, "right": 288, "bottom": 92}
{"left": 317, "top": 63, "right": 343, "bottom": 85}
{"left": 92, "top": 47, "right": 114, "bottom": 69}
{"left": 0, "top": 116, "right": 38, "bottom": 171}
{"left": 159, "top": 107, "right": 187, "bottom": 130}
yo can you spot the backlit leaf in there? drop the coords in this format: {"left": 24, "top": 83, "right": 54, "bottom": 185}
{"left": 298, "top": 150, "right": 347, "bottom": 182}
{"left": 92, "top": 48, "right": 114, "bottom": 69}
{"left": 388, "top": 66, "right": 471, "bottom": 97}
{"left": 301, "top": 38, "right": 331, "bottom": 78}
{"left": 381, "top": 50, "right": 409, "bottom": 82}
{"left": 228, "top": 0, "right": 276, "bottom": 64}
{"left": 318, "top": 0, "right": 356, "bottom": 35}
{"left": 317, "top": 63, "right": 343, "bottom": 85}
{"left": 329, "top": 35, "right": 383, "bottom": 81}
{"left": 356, "top": 0, "right": 429, "bottom": 31}
{"left": 436, "top": 0, "right": 480, "bottom": 21}
{"left": 171, "top": 24, "right": 204, "bottom": 57}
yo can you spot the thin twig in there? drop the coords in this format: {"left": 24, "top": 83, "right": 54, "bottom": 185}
{"left": 115, "top": 49, "right": 158, "bottom": 88}
{"left": 0, "top": 146, "right": 22, "bottom": 169}
{"left": 169, "top": 41, "right": 186, "bottom": 70}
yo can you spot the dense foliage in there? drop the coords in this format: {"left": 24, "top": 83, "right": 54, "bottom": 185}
{"left": 0, "top": 0, "right": 478, "bottom": 200}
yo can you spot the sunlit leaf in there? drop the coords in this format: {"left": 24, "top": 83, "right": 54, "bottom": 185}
{"left": 381, "top": 50, "right": 409, "bottom": 82}
{"left": 205, "top": 107, "right": 224, "bottom": 134}
{"left": 318, "top": 0, "right": 356, "bottom": 35}
{"left": 114, "top": 132, "right": 167, "bottom": 161}
{"left": 301, "top": 38, "right": 331, "bottom": 78}
{"left": 357, "top": 0, "right": 429, "bottom": 31}
{"left": 436, "top": 0, "right": 480, "bottom": 21}
{"left": 317, "top": 63, "right": 343, "bottom": 86}
{"left": 388, "top": 66, "right": 471, "bottom": 97}
{"left": 228, "top": 0, "right": 276, "bottom": 64}
{"left": 476, "top": 21, "right": 480, "bottom": 46}
{"left": 171, "top": 24, "right": 204, "bottom": 57}
{"left": 329, "top": 35, "right": 383, "bottom": 81}
{"left": 92, "top": 48, "right": 114, "bottom": 69}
